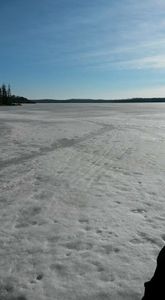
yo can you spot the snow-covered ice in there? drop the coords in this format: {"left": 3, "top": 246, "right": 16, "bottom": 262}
{"left": 0, "top": 103, "right": 165, "bottom": 300}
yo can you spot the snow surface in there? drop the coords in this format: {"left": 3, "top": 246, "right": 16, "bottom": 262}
{"left": 0, "top": 103, "right": 165, "bottom": 300}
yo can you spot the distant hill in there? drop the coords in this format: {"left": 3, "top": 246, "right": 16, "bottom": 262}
{"left": 33, "top": 98, "right": 165, "bottom": 103}
{"left": 18, "top": 97, "right": 36, "bottom": 104}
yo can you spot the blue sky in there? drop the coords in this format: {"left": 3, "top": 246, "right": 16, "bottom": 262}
{"left": 1, "top": 0, "right": 165, "bottom": 99}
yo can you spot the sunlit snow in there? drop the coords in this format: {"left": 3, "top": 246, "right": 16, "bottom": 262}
{"left": 0, "top": 103, "right": 165, "bottom": 300}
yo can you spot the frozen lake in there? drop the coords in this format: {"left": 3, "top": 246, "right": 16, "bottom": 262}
{"left": 0, "top": 103, "right": 165, "bottom": 300}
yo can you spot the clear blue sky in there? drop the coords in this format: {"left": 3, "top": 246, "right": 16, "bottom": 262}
{"left": 1, "top": 0, "right": 165, "bottom": 99}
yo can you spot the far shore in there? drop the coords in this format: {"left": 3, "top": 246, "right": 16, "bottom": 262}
{"left": 32, "top": 98, "right": 165, "bottom": 103}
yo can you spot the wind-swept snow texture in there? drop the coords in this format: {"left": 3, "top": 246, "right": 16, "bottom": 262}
{"left": 0, "top": 103, "right": 165, "bottom": 300}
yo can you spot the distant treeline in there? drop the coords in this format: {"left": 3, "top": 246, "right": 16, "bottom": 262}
{"left": 0, "top": 84, "right": 35, "bottom": 105}
{"left": 34, "top": 98, "right": 165, "bottom": 103}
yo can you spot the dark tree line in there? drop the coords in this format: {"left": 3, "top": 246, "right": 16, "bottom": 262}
{"left": 0, "top": 84, "right": 29, "bottom": 105}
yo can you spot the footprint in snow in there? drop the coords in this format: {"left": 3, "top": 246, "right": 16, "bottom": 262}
{"left": 61, "top": 236, "right": 93, "bottom": 252}
{"left": 0, "top": 278, "right": 27, "bottom": 300}
{"left": 79, "top": 217, "right": 89, "bottom": 224}
{"left": 131, "top": 208, "right": 147, "bottom": 215}
{"left": 99, "top": 244, "right": 120, "bottom": 255}
{"left": 15, "top": 205, "right": 42, "bottom": 228}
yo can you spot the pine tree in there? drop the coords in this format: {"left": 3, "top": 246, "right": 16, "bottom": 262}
{"left": 2, "top": 84, "right": 7, "bottom": 98}
{"left": 7, "top": 84, "right": 11, "bottom": 98}
{"left": 0, "top": 84, "right": 12, "bottom": 105}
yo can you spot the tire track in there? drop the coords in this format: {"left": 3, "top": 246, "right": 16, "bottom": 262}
{"left": 0, "top": 123, "right": 114, "bottom": 170}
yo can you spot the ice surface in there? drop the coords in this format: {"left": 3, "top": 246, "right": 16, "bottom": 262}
{"left": 0, "top": 103, "right": 165, "bottom": 299}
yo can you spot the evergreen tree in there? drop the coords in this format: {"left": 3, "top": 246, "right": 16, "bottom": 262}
{"left": 2, "top": 84, "right": 7, "bottom": 98}
{"left": 7, "top": 84, "right": 11, "bottom": 98}
{"left": 0, "top": 84, "right": 12, "bottom": 105}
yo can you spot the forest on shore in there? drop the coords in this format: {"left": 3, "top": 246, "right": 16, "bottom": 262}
{"left": 0, "top": 84, "right": 34, "bottom": 105}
